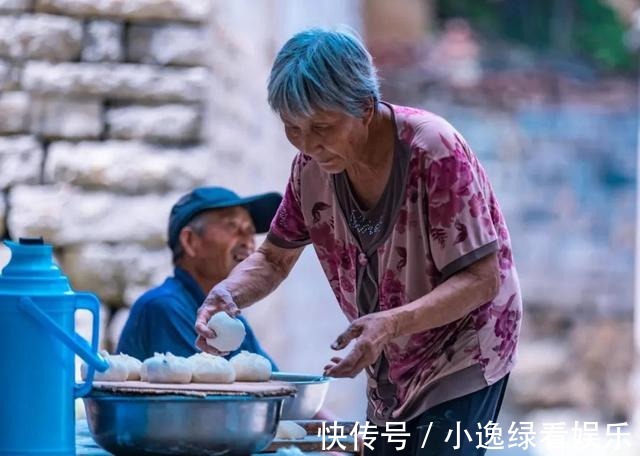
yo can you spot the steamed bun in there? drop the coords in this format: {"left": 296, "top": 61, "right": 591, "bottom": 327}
{"left": 188, "top": 352, "right": 235, "bottom": 383}
{"left": 276, "top": 421, "right": 307, "bottom": 440}
{"left": 81, "top": 350, "right": 129, "bottom": 382}
{"left": 142, "top": 352, "right": 192, "bottom": 383}
{"left": 230, "top": 351, "right": 272, "bottom": 381}
{"left": 275, "top": 447, "right": 305, "bottom": 456}
{"left": 206, "top": 312, "right": 246, "bottom": 352}
{"left": 112, "top": 353, "right": 142, "bottom": 380}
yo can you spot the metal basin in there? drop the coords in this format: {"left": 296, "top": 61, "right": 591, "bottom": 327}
{"left": 83, "top": 391, "right": 288, "bottom": 456}
{"left": 270, "top": 373, "right": 331, "bottom": 420}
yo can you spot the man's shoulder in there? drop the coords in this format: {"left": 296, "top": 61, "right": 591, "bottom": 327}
{"left": 130, "top": 277, "right": 186, "bottom": 312}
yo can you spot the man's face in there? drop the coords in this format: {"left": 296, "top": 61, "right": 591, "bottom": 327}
{"left": 188, "top": 206, "right": 256, "bottom": 281}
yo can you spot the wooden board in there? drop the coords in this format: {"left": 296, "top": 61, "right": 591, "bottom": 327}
{"left": 263, "top": 420, "right": 359, "bottom": 454}
{"left": 92, "top": 380, "right": 296, "bottom": 398}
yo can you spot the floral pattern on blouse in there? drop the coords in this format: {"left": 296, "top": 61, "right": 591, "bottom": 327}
{"left": 268, "top": 104, "right": 522, "bottom": 420}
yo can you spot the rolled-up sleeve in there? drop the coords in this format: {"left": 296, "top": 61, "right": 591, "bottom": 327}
{"left": 267, "top": 153, "right": 311, "bottom": 248}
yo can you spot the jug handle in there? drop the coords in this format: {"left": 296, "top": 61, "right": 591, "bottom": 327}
{"left": 74, "top": 293, "right": 109, "bottom": 397}
{"left": 18, "top": 296, "right": 109, "bottom": 398}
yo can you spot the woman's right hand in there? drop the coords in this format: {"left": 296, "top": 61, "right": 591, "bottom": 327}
{"left": 195, "top": 285, "right": 241, "bottom": 354}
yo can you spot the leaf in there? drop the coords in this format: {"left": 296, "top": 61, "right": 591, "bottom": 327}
{"left": 454, "top": 221, "right": 468, "bottom": 244}
{"left": 430, "top": 227, "right": 447, "bottom": 248}
{"left": 395, "top": 246, "right": 407, "bottom": 270}
{"left": 311, "top": 202, "right": 330, "bottom": 223}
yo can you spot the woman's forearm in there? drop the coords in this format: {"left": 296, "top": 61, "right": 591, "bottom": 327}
{"left": 388, "top": 252, "right": 500, "bottom": 338}
{"left": 212, "top": 241, "right": 303, "bottom": 309}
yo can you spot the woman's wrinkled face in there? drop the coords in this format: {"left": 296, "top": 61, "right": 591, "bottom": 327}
{"left": 281, "top": 109, "right": 370, "bottom": 173}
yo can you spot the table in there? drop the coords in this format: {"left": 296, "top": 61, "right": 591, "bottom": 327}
{"left": 76, "top": 420, "right": 110, "bottom": 455}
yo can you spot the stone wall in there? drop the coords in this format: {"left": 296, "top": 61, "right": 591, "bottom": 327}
{"left": 0, "top": 0, "right": 371, "bottom": 421}
{"left": 0, "top": 0, "right": 214, "bottom": 345}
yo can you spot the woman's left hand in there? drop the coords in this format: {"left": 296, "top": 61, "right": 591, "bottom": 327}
{"left": 323, "top": 312, "right": 397, "bottom": 378}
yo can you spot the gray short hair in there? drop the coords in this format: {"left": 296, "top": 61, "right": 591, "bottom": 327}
{"left": 171, "top": 211, "right": 208, "bottom": 264}
{"left": 267, "top": 27, "right": 380, "bottom": 119}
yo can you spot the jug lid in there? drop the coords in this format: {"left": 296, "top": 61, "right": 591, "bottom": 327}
{"left": 0, "top": 237, "right": 72, "bottom": 295}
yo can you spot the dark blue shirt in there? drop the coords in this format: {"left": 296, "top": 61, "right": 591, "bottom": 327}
{"left": 117, "top": 267, "right": 278, "bottom": 370}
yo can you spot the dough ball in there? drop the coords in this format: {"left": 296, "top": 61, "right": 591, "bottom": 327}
{"left": 230, "top": 351, "right": 272, "bottom": 382}
{"left": 205, "top": 312, "right": 246, "bottom": 352}
{"left": 112, "top": 353, "right": 142, "bottom": 380}
{"left": 276, "top": 421, "right": 307, "bottom": 440}
{"left": 143, "top": 352, "right": 192, "bottom": 384}
{"left": 275, "top": 446, "right": 305, "bottom": 456}
{"left": 81, "top": 350, "right": 129, "bottom": 382}
{"left": 188, "top": 352, "right": 235, "bottom": 383}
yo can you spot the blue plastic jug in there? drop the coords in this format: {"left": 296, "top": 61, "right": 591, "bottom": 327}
{"left": 0, "top": 238, "right": 108, "bottom": 455}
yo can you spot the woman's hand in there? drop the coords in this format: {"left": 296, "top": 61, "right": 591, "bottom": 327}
{"left": 193, "top": 241, "right": 304, "bottom": 354}
{"left": 195, "top": 285, "right": 241, "bottom": 354}
{"left": 323, "top": 312, "right": 398, "bottom": 378}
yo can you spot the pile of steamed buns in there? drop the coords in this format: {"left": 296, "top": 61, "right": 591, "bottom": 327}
{"left": 82, "top": 312, "right": 271, "bottom": 384}
{"left": 82, "top": 352, "right": 309, "bottom": 441}
{"left": 82, "top": 350, "right": 271, "bottom": 384}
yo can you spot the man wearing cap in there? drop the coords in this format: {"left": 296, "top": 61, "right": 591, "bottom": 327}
{"left": 117, "top": 186, "right": 282, "bottom": 366}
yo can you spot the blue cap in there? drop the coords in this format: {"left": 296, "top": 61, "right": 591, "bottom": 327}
{"left": 168, "top": 187, "right": 282, "bottom": 250}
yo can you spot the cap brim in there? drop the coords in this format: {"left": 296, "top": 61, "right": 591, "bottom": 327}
{"left": 239, "top": 192, "right": 283, "bottom": 234}
{"left": 192, "top": 192, "right": 282, "bottom": 234}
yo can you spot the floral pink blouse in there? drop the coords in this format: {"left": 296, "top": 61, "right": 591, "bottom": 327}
{"left": 268, "top": 104, "right": 522, "bottom": 424}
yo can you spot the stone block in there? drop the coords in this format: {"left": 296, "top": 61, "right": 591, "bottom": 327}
{"left": 22, "top": 61, "right": 208, "bottom": 102}
{"left": 45, "top": 141, "right": 211, "bottom": 193}
{"left": 0, "top": 0, "right": 33, "bottom": 12}
{"left": 0, "top": 136, "right": 43, "bottom": 189}
{"left": 127, "top": 24, "right": 204, "bottom": 66}
{"left": 106, "top": 104, "right": 201, "bottom": 142}
{"left": 0, "top": 92, "right": 29, "bottom": 134}
{"left": 8, "top": 185, "right": 180, "bottom": 246}
{"left": 36, "top": 0, "right": 212, "bottom": 23}
{"left": 30, "top": 97, "right": 102, "bottom": 139}
{"left": 0, "top": 60, "right": 18, "bottom": 91}
{"left": 82, "top": 20, "right": 123, "bottom": 62}
{"left": 59, "top": 243, "right": 171, "bottom": 307}
{"left": 0, "top": 14, "right": 82, "bottom": 60}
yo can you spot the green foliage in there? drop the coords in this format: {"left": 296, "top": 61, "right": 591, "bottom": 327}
{"left": 573, "top": 0, "right": 632, "bottom": 71}
{"left": 436, "top": 0, "right": 633, "bottom": 72}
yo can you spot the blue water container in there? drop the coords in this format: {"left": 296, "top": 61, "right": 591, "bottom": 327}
{"left": 0, "top": 238, "right": 108, "bottom": 455}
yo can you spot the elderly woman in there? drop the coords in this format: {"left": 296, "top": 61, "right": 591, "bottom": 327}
{"left": 195, "top": 28, "right": 521, "bottom": 456}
